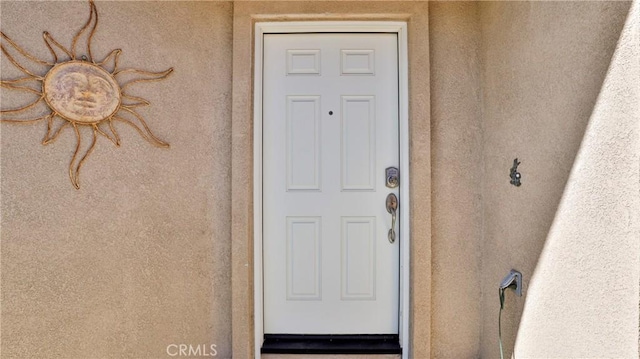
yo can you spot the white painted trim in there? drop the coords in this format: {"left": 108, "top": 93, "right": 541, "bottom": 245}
{"left": 253, "top": 21, "right": 410, "bottom": 359}
{"left": 397, "top": 21, "right": 411, "bottom": 359}
{"left": 253, "top": 25, "right": 265, "bottom": 359}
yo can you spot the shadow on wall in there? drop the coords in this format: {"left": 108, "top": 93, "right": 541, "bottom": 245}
{"left": 477, "top": 1, "right": 633, "bottom": 359}
{"left": 514, "top": 1, "right": 640, "bottom": 357}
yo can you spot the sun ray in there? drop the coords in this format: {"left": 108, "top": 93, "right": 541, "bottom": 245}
{"left": 114, "top": 109, "right": 169, "bottom": 148}
{"left": 121, "top": 94, "right": 150, "bottom": 107}
{"left": 69, "top": 123, "right": 97, "bottom": 189}
{"left": 108, "top": 119, "right": 121, "bottom": 146}
{"left": 87, "top": 1, "right": 99, "bottom": 62}
{"left": 0, "top": 77, "right": 40, "bottom": 85}
{"left": 1, "top": 45, "right": 43, "bottom": 79}
{"left": 1, "top": 96, "right": 44, "bottom": 114}
{"left": 1, "top": 32, "right": 54, "bottom": 66}
{"left": 71, "top": 0, "right": 98, "bottom": 61}
{"left": 0, "top": 115, "right": 50, "bottom": 124}
{"left": 42, "top": 32, "right": 58, "bottom": 63}
{"left": 69, "top": 123, "right": 82, "bottom": 189}
{"left": 115, "top": 68, "right": 174, "bottom": 92}
{"left": 113, "top": 115, "right": 168, "bottom": 148}
{"left": 1, "top": 77, "right": 39, "bottom": 85}
{"left": 42, "top": 115, "right": 69, "bottom": 145}
{"left": 97, "top": 49, "right": 122, "bottom": 73}
{"left": 1, "top": 82, "right": 42, "bottom": 95}
{"left": 95, "top": 120, "right": 120, "bottom": 146}
{"left": 43, "top": 31, "right": 72, "bottom": 61}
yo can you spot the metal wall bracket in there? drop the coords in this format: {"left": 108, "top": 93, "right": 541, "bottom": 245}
{"left": 510, "top": 158, "right": 522, "bottom": 187}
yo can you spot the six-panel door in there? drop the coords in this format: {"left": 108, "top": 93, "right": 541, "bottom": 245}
{"left": 263, "top": 33, "right": 400, "bottom": 334}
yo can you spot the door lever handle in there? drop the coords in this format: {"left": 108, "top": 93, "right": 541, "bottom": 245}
{"left": 386, "top": 193, "right": 398, "bottom": 243}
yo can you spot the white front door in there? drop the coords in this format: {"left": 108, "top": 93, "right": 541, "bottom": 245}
{"left": 263, "top": 33, "right": 400, "bottom": 334}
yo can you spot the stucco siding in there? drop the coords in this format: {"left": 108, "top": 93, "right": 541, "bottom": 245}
{"left": 1, "top": 1, "right": 234, "bottom": 358}
{"left": 1, "top": 1, "right": 637, "bottom": 358}
{"left": 429, "top": 2, "right": 483, "bottom": 358}
{"left": 478, "top": 1, "right": 634, "bottom": 358}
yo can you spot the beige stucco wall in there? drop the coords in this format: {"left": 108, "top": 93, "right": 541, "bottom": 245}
{"left": 477, "top": 2, "right": 634, "bottom": 358}
{"left": 429, "top": 1, "right": 636, "bottom": 358}
{"left": 514, "top": 1, "right": 639, "bottom": 356}
{"left": 1, "top": 1, "right": 234, "bottom": 358}
{"left": 1, "top": 1, "right": 638, "bottom": 358}
{"left": 429, "top": 2, "right": 483, "bottom": 358}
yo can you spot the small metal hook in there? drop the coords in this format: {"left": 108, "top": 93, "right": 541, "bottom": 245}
{"left": 510, "top": 158, "right": 522, "bottom": 187}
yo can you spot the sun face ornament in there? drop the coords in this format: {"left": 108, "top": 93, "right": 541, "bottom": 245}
{"left": 1, "top": 0, "right": 173, "bottom": 189}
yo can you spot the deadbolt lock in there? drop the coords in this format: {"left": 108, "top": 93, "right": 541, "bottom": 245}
{"left": 385, "top": 167, "right": 399, "bottom": 188}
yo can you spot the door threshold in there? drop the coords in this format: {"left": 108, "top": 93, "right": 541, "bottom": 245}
{"left": 261, "top": 334, "right": 401, "bottom": 354}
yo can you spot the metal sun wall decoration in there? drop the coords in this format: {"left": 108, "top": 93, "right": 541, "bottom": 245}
{"left": 1, "top": 0, "right": 173, "bottom": 189}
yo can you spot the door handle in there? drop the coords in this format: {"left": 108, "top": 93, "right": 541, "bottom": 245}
{"left": 386, "top": 193, "right": 398, "bottom": 243}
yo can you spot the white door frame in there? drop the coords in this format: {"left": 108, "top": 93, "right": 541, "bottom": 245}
{"left": 253, "top": 21, "right": 410, "bottom": 359}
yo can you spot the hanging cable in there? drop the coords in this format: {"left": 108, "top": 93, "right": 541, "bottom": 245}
{"left": 499, "top": 287, "right": 506, "bottom": 359}
{"left": 499, "top": 269, "right": 522, "bottom": 359}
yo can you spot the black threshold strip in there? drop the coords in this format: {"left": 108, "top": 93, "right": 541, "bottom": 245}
{"left": 261, "top": 334, "right": 402, "bottom": 354}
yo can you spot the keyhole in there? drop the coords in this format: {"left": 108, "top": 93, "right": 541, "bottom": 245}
{"left": 328, "top": 111, "right": 333, "bottom": 115}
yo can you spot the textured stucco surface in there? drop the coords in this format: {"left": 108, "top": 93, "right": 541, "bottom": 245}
{"left": 429, "top": 2, "right": 483, "bottom": 359}
{"left": 1, "top": 1, "right": 233, "bottom": 358}
{"left": 478, "top": 1, "right": 634, "bottom": 358}
{"left": 1, "top": 1, "right": 638, "bottom": 358}
{"left": 514, "top": 1, "right": 640, "bottom": 356}
{"left": 429, "top": 1, "right": 635, "bottom": 358}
